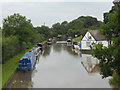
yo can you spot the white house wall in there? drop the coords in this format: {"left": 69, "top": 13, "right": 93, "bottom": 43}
{"left": 81, "top": 32, "right": 96, "bottom": 50}
{"left": 81, "top": 40, "right": 109, "bottom": 50}
{"left": 97, "top": 41, "right": 109, "bottom": 47}
{"left": 81, "top": 41, "right": 96, "bottom": 50}
{"left": 81, "top": 32, "right": 109, "bottom": 50}
{"left": 82, "top": 32, "right": 95, "bottom": 41}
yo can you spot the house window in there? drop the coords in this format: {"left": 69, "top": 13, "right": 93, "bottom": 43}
{"left": 89, "top": 36, "right": 92, "bottom": 40}
{"left": 86, "top": 42, "right": 90, "bottom": 47}
{"left": 87, "top": 36, "right": 92, "bottom": 41}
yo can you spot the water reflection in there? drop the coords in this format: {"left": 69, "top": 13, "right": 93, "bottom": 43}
{"left": 42, "top": 45, "right": 51, "bottom": 57}
{"left": 65, "top": 47, "right": 78, "bottom": 56}
{"left": 53, "top": 44, "right": 62, "bottom": 53}
{"left": 81, "top": 54, "right": 100, "bottom": 73}
{"left": 5, "top": 44, "right": 118, "bottom": 88}
{"left": 70, "top": 48, "right": 100, "bottom": 74}
{"left": 6, "top": 71, "right": 33, "bottom": 88}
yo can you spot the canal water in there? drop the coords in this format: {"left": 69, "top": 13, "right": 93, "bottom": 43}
{"left": 6, "top": 44, "right": 115, "bottom": 88}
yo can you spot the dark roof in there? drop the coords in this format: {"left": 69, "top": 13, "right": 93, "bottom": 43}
{"left": 88, "top": 30, "right": 106, "bottom": 41}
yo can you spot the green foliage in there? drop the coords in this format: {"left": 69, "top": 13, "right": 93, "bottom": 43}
{"left": 109, "top": 73, "right": 120, "bottom": 84}
{"left": 2, "top": 36, "right": 20, "bottom": 63}
{"left": 90, "top": 43, "right": 113, "bottom": 78}
{"left": 3, "top": 13, "right": 33, "bottom": 37}
{"left": 67, "top": 29, "right": 74, "bottom": 37}
{"left": 52, "top": 23, "right": 62, "bottom": 35}
{"left": 61, "top": 35, "right": 67, "bottom": 40}
{"left": 2, "top": 13, "right": 45, "bottom": 63}
{"left": 52, "top": 16, "right": 102, "bottom": 38}
{"left": 34, "top": 25, "right": 50, "bottom": 39}
{"left": 90, "top": 2, "right": 120, "bottom": 79}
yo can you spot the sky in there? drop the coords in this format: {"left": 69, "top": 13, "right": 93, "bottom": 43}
{"left": 0, "top": 0, "right": 114, "bottom": 27}
{"left": 0, "top": 0, "right": 114, "bottom": 2}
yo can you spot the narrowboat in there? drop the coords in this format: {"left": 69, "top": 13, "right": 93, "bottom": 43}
{"left": 47, "top": 38, "right": 52, "bottom": 45}
{"left": 67, "top": 39, "right": 72, "bottom": 46}
{"left": 73, "top": 41, "right": 80, "bottom": 50}
{"left": 33, "top": 46, "right": 40, "bottom": 57}
{"left": 17, "top": 50, "right": 36, "bottom": 71}
{"left": 37, "top": 43, "right": 43, "bottom": 51}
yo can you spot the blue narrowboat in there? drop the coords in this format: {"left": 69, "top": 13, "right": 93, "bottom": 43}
{"left": 17, "top": 50, "right": 36, "bottom": 71}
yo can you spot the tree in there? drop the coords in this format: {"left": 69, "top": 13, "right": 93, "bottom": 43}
{"left": 2, "top": 13, "right": 39, "bottom": 63}
{"left": 67, "top": 29, "right": 74, "bottom": 37}
{"left": 3, "top": 13, "right": 34, "bottom": 43}
{"left": 52, "top": 23, "right": 62, "bottom": 35}
{"left": 34, "top": 25, "right": 50, "bottom": 39}
{"left": 61, "top": 21, "right": 69, "bottom": 35}
{"left": 2, "top": 35, "right": 20, "bottom": 63}
{"left": 90, "top": 2, "right": 120, "bottom": 79}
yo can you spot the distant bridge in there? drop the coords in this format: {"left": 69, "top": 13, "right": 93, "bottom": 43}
{"left": 56, "top": 41, "right": 67, "bottom": 44}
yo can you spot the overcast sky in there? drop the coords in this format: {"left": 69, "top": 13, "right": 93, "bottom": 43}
{"left": 0, "top": 0, "right": 114, "bottom": 2}
{"left": 0, "top": 0, "right": 114, "bottom": 27}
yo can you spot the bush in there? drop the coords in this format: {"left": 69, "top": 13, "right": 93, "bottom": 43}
{"left": 61, "top": 35, "right": 67, "bottom": 40}
{"left": 26, "top": 42, "right": 32, "bottom": 49}
{"left": 109, "top": 73, "right": 120, "bottom": 84}
{"left": 2, "top": 36, "right": 20, "bottom": 63}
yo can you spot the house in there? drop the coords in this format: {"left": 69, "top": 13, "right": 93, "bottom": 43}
{"left": 81, "top": 30, "right": 109, "bottom": 50}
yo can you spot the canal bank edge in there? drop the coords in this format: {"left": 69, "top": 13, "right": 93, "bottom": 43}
{"left": 2, "top": 48, "right": 32, "bottom": 88}
{"left": 3, "top": 69, "right": 17, "bottom": 88}
{"left": 2, "top": 41, "right": 46, "bottom": 88}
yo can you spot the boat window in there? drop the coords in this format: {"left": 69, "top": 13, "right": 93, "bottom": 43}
{"left": 27, "top": 60, "right": 31, "bottom": 63}
{"left": 19, "top": 60, "right": 22, "bottom": 63}
{"left": 67, "top": 39, "right": 71, "bottom": 42}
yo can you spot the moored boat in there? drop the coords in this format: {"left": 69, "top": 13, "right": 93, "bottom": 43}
{"left": 17, "top": 50, "right": 36, "bottom": 71}
{"left": 47, "top": 38, "right": 52, "bottom": 45}
{"left": 37, "top": 43, "right": 43, "bottom": 51}
{"left": 67, "top": 39, "right": 72, "bottom": 46}
{"left": 73, "top": 41, "right": 80, "bottom": 50}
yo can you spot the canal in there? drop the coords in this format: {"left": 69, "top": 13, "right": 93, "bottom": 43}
{"left": 6, "top": 44, "right": 114, "bottom": 88}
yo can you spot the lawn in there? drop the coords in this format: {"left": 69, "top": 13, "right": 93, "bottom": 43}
{"left": 74, "top": 37, "right": 82, "bottom": 41}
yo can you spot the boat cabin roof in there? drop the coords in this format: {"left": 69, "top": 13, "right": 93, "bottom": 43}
{"left": 20, "top": 51, "right": 35, "bottom": 61}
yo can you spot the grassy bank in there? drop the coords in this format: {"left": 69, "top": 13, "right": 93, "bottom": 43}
{"left": 74, "top": 37, "right": 82, "bottom": 41}
{"left": 0, "top": 64, "right": 2, "bottom": 89}
{"left": 2, "top": 48, "right": 30, "bottom": 87}
{"left": 2, "top": 41, "right": 46, "bottom": 88}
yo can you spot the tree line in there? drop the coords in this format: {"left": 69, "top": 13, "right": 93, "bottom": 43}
{"left": 2, "top": 13, "right": 102, "bottom": 64}
{"left": 90, "top": 2, "right": 120, "bottom": 84}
